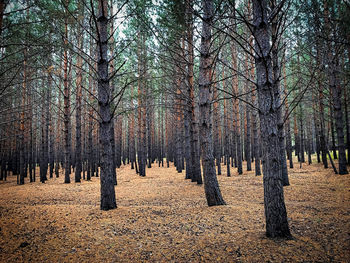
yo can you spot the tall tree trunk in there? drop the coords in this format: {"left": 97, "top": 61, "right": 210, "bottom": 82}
{"left": 129, "top": 86, "right": 136, "bottom": 170}
{"left": 40, "top": 86, "right": 48, "bottom": 183}
{"left": 109, "top": 3, "right": 117, "bottom": 184}
{"left": 252, "top": 0, "right": 290, "bottom": 238}
{"left": 222, "top": 68, "right": 231, "bottom": 177}
{"left": 19, "top": 48, "right": 27, "bottom": 185}
{"left": 271, "top": 0, "right": 289, "bottom": 186}
{"left": 344, "top": 85, "right": 350, "bottom": 165}
{"left": 244, "top": 53, "right": 252, "bottom": 171}
{"left": 319, "top": 86, "right": 328, "bottom": 168}
{"left": 49, "top": 75, "right": 54, "bottom": 179}
{"left": 75, "top": 17, "right": 84, "bottom": 183}
{"left": 248, "top": 5, "right": 261, "bottom": 176}
{"left": 97, "top": 0, "right": 117, "bottom": 210}
{"left": 299, "top": 104, "right": 305, "bottom": 164}
{"left": 213, "top": 73, "right": 221, "bottom": 175}
{"left": 231, "top": 11, "right": 242, "bottom": 174}
{"left": 199, "top": 0, "right": 225, "bottom": 207}
{"left": 63, "top": 11, "right": 70, "bottom": 184}
{"left": 175, "top": 81, "right": 183, "bottom": 173}
{"left": 330, "top": 57, "right": 348, "bottom": 174}
{"left": 186, "top": 0, "right": 202, "bottom": 183}
{"left": 184, "top": 86, "right": 192, "bottom": 179}
{"left": 283, "top": 59, "right": 293, "bottom": 169}
{"left": 329, "top": 94, "right": 337, "bottom": 159}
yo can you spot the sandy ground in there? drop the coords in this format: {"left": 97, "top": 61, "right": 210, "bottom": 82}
{"left": 0, "top": 159, "right": 349, "bottom": 262}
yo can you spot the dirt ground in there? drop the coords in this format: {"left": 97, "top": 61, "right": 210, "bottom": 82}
{"left": 0, "top": 159, "right": 350, "bottom": 262}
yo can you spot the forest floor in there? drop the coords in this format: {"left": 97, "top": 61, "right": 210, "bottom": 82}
{"left": 0, "top": 158, "right": 350, "bottom": 263}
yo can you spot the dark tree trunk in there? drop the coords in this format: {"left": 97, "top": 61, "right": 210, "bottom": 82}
{"left": 307, "top": 120, "right": 312, "bottom": 165}
{"left": 344, "top": 85, "right": 350, "bottom": 165}
{"left": 213, "top": 78, "right": 222, "bottom": 175}
{"left": 283, "top": 84, "right": 293, "bottom": 169}
{"left": 87, "top": 48, "right": 94, "bottom": 181}
{"left": 329, "top": 98, "right": 337, "bottom": 159}
{"left": 199, "top": 0, "right": 225, "bottom": 207}
{"left": 299, "top": 105, "right": 305, "bottom": 164}
{"left": 230, "top": 9, "right": 242, "bottom": 174}
{"left": 253, "top": 0, "right": 290, "bottom": 238}
{"left": 313, "top": 94, "right": 321, "bottom": 164}
{"left": 129, "top": 86, "right": 136, "bottom": 171}
{"left": 19, "top": 50, "right": 27, "bottom": 185}
{"left": 184, "top": 95, "right": 193, "bottom": 179}
{"left": 146, "top": 97, "right": 152, "bottom": 169}
{"left": 251, "top": 79, "right": 261, "bottom": 176}
{"left": 186, "top": 1, "right": 202, "bottom": 183}
{"left": 75, "top": 28, "right": 83, "bottom": 183}
{"left": 222, "top": 71, "right": 231, "bottom": 177}
{"left": 111, "top": 119, "right": 117, "bottom": 184}
{"left": 176, "top": 84, "right": 183, "bottom": 173}
{"left": 40, "top": 85, "right": 49, "bottom": 183}
{"left": 97, "top": 0, "right": 117, "bottom": 210}
{"left": 330, "top": 57, "right": 348, "bottom": 174}
{"left": 271, "top": 1, "right": 289, "bottom": 186}
{"left": 245, "top": 105, "right": 252, "bottom": 171}
{"left": 319, "top": 83, "right": 328, "bottom": 168}
{"left": 63, "top": 18, "right": 70, "bottom": 184}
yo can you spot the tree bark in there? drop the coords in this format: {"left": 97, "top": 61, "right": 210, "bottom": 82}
{"left": 271, "top": 0, "right": 289, "bottom": 186}
{"left": 199, "top": 0, "right": 225, "bottom": 207}
{"left": 63, "top": 13, "right": 70, "bottom": 184}
{"left": 97, "top": 0, "right": 117, "bottom": 210}
{"left": 283, "top": 60, "right": 293, "bottom": 169}
{"left": 231, "top": 10, "right": 242, "bottom": 174}
{"left": 252, "top": 0, "right": 290, "bottom": 238}
{"left": 186, "top": 0, "right": 202, "bottom": 183}
{"left": 75, "top": 17, "right": 84, "bottom": 183}
{"left": 213, "top": 73, "right": 222, "bottom": 175}
{"left": 330, "top": 57, "right": 348, "bottom": 174}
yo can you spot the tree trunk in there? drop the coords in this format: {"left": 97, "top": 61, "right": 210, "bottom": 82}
{"left": 19, "top": 49, "right": 27, "bottom": 185}
{"left": 271, "top": 0, "right": 289, "bottom": 186}
{"left": 253, "top": 0, "right": 290, "bottom": 238}
{"left": 319, "top": 78, "right": 328, "bottom": 168}
{"left": 97, "top": 0, "right": 117, "bottom": 210}
{"left": 63, "top": 15, "right": 70, "bottom": 184}
{"left": 186, "top": 0, "right": 202, "bottom": 183}
{"left": 283, "top": 60, "right": 293, "bottom": 169}
{"left": 344, "top": 85, "right": 350, "bottom": 165}
{"left": 213, "top": 73, "right": 221, "bottom": 175}
{"left": 248, "top": 16, "right": 261, "bottom": 176}
{"left": 75, "top": 19, "right": 83, "bottom": 183}
{"left": 129, "top": 86, "right": 136, "bottom": 170}
{"left": 231, "top": 12, "right": 242, "bottom": 174}
{"left": 330, "top": 57, "right": 348, "bottom": 174}
{"left": 329, "top": 95, "right": 337, "bottom": 159}
{"left": 222, "top": 69, "right": 231, "bottom": 177}
{"left": 199, "top": 0, "right": 225, "bottom": 207}
{"left": 244, "top": 53, "right": 252, "bottom": 171}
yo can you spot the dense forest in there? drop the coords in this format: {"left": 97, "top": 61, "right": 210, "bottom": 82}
{"left": 0, "top": 0, "right": 350, "bottom": 261}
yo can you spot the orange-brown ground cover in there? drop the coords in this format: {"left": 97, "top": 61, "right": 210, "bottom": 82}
{"left": 0, "top": 160, "right": 350, "bottom": 262}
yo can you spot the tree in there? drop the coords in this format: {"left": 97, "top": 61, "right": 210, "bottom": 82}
{"left": 252, "top": 0, "right": 290, "bottom": 238}
{"left": 96, "top": 0, "right": 116, "bottom": 210}
{"left": 198, "top": 0, "right": 225, "bottom": 207}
